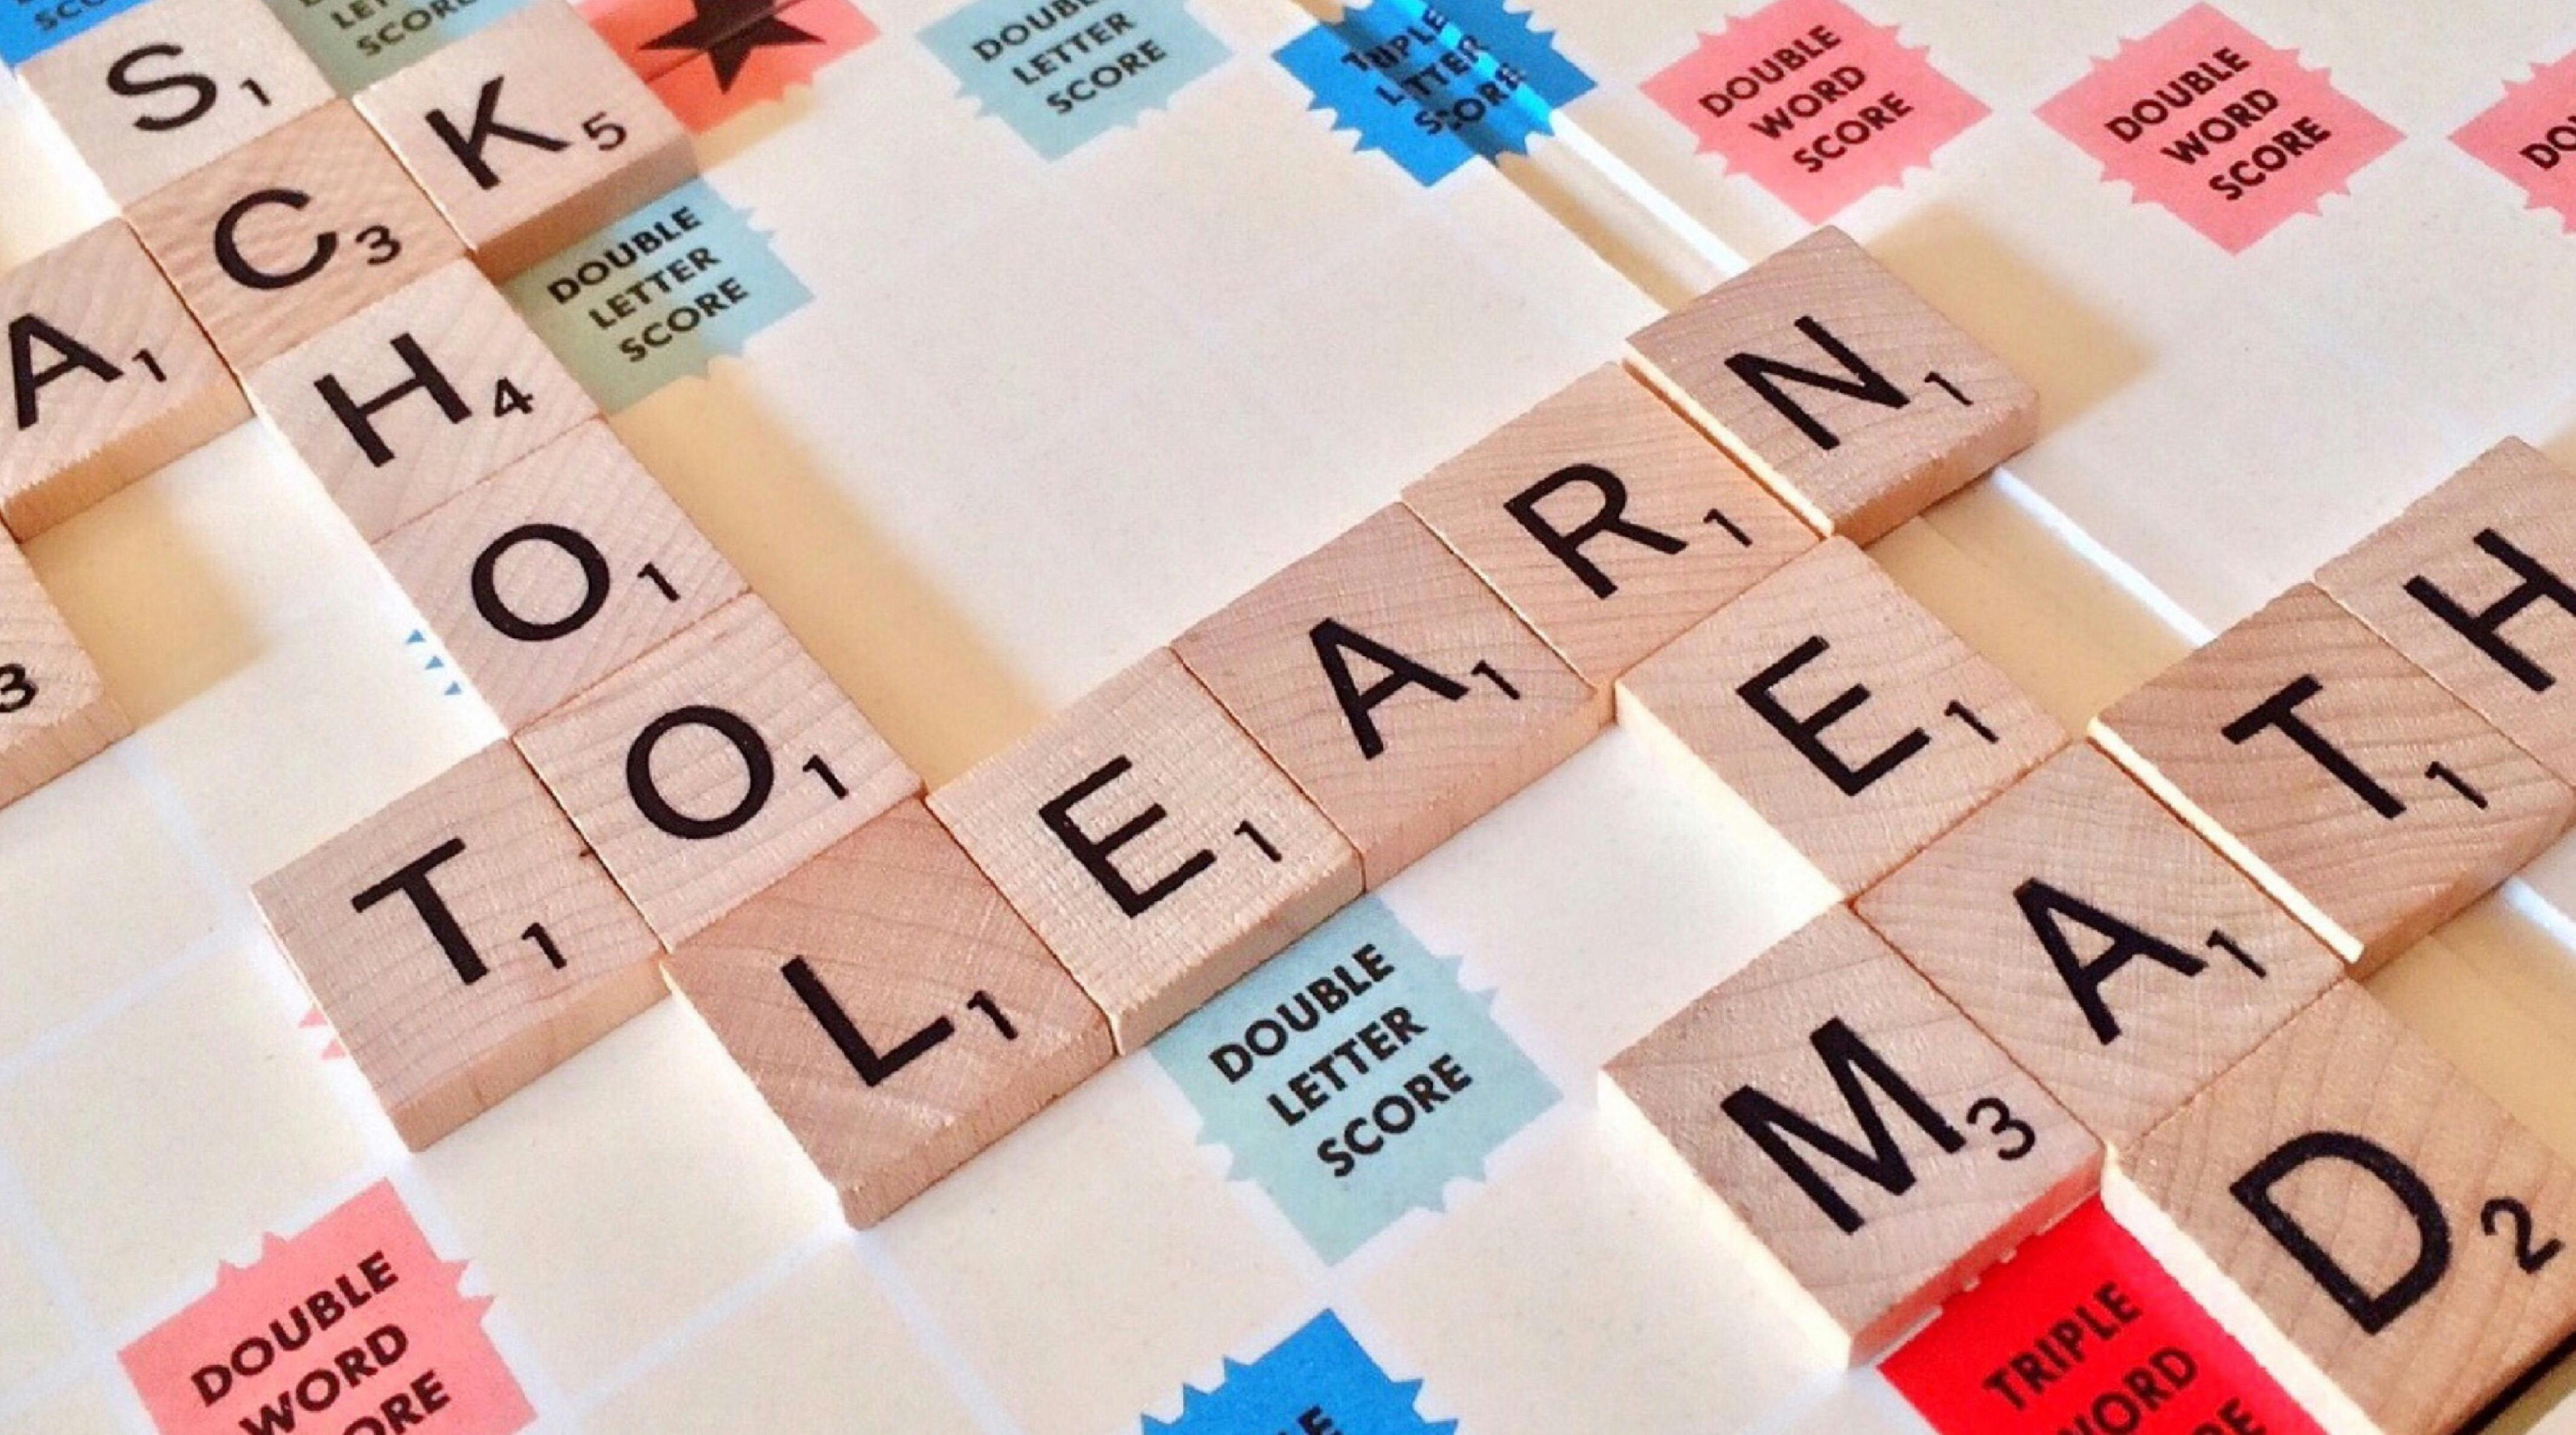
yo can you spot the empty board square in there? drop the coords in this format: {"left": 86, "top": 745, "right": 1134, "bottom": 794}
{"left": 1627, "top": 227, "right": 2039, "bottom": 545}
{"left": 2092, "top": 584, "right": 2574, "bottom": 971}
{"left": 516, "top": 591, "right": 918, "bottom": 944}
{"left": 251, "top": 740, "right": 664, "bottom": 1147}
{"left": 0, "top": 219, "right": 244, "bottom": 539}
{"left": 2109, "top": 983, "right": 2576, "bottom": 1435}
{"left": 667, "top": 797, "right": 1112, "bottom": 1227}
{"left": 929, "top": 647, "right": 1359, "bottom": 1052}
{"left": 1604, "top": 907, "right": 2100, "bottom": 1365}
{"left": 1618, "top": 536, "right": 2061, "bottom": 895}
{"left": 126, "top": 102, "right": 465, "bottom": 371}
{"left": 358, "top": 0, "right": 696, "bottom": 279}
{"left": 18, "top": 0, "right": 333, "bottom": 207}
{"left": 1171, "top": 504, "right": 1606, "bottom": 889}
{"left": 1855, "top": 746, "right": 2344, "bottom": 1153}
{"left": 2318, "top": 439, "right": 2576, "bottom": 788}
{"left": 1402, "top": 363, "right": 1815, "bottom": 687}
{"left": 375, "top": 419, "right": 744, "bottom": 728}
{"left": 248, "top": 258, "right": 597, "bottom": 542}
{"left": 0, "top": 535, "right": 128, "bottom": 809}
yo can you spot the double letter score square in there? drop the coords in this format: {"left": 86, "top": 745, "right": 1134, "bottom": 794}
{"left": 1173, "top": 504, "right": 1604, "bottom": 889}
{"left": 1403, "top": 363, "right": 1815, "bottom": 687}
{"left": 358, "top": 0, "right": 695, "bottom": 277}
{"left": 253, "top": 742, "right": 664, "bottom": 1148}
{"left": 1619, "top": 536, "right": 2060, "bottom": 895}
{"left": 1629, "top": 227, "right": 2039, "bottom": 545}
{"left": 518, "top": 592, "right": 919, "bottom": 945}
{"left": 2094, "top": 585, "right": 2574, "bottom": 970}
{"left": 932, "top": 648, "right": 1358, "bottom": 1052}
{"left": 1606, "top": 908, "right": 2100, "bottom": 1365}
{"left": 667, "top": 798, "right": 1112, "bottom": 1228}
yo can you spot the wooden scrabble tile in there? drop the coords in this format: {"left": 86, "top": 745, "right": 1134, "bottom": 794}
{"left": 1618, "top": 536, "right": 2061, "bottom": 895}
{"left": 357, "top": 1, "right": 695, "bottom": 279}
{"left": 0, "top": 220, "right": 244, "bottom": 539}
{"left": 1170, "top": 504, "right": 1606, "bottom": 888}
{"left": 1402, "top": 364, "right": 1816, "bottom": 687}
{"left": 17, "top": 0, "right": 333, "bottom": 207}
{"left": 516, "top": 591, "right": 918, "bottom": 944}
{"left": 2107, "top": 983, "right": 2576, "bottom": 1435}
{"left": 126, "top": 102, "right": 464, "bottom": 371}
{"left": 667, "top": 798, "right": 1111, "bottom": 1226}
{"left": 1627, "top": 227, "right": 2039, "bottom": 545}
{"left": 930, "top": 648, "right": 1359, "bottom": 1051}
{"left": 1855, "top": 747, "right": 2343, "bottom": 1153}
{"left": 1604, "top": 907, "right": 2100, "bottom": 1365}
{"left": 251, "top": 740, "right": 664, "bottom": 1148}
{"left": 2319, "top": 439, "right": 2576, "bottom": 788}
{"left": 248, "top": 258, "right": 597, "bottom": 542}
{"left": 0, "top": 534, "right": 128, "bottom": 809}
{"left": 2092, "top": 585, "right": 2574, "bottom": 972}
{"left": 375, "top": 420, "right": 744, "bottom": 728}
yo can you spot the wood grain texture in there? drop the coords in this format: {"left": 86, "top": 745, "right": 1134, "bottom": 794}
{"left": 667, "top": 798, "right": 1111, "bottom": 1227}
{"left": 2111, "top": 983, "right": 2576, "bottom": 1435}
{"left": 357, "top": 0, "right": 695, "bottom": 279}
{"left": 1617, "top": 536, "right": 2061, "bottom": 895}
{"left": 375, "top": 419, "right": 743, "bottom": 728}
{"left": 248, "top": 258, "right": 596, "bottom": 542}
{"left": 0, "top": 533, "right": 127, "bottom": 809}
{"left": 0, "top": 219, "right": 244, "bottom": 539}
{"left": 1627, "top": 227, "right": 2038, "bottom": 545}
{"left": 929, "top": 647, "right": 1359, "bottom": 1052}
{"left": 1855, "top": 746, "right": 2344, "bottom": 1153}
{"left": 516, "top": 591, "right": 918, "bottom": 945}
{"left": 127, "top": 102, "right": 464, "bottom": 371}
{"left": 2318, "top": 439, "right": 2576, "bottom": 786}
{"left": 1402, "top": 363, "right": 1815, "bottom": 687}
{"left": 250, "top": 741, "right": 664, "bottom": 1148}
{"left": 2092, "top": 584, "right": 2574, "bottom": 972}
{"left": 18, "top": 0, "right": 333, "bottom": 206}
{"left": 1171, "top": 504, "right": 1606, "bottom": 888}
{"left": 1604, "top": 907, "right": 2101, "bottom": 1365}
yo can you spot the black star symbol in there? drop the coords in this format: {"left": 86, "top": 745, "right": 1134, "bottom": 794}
{"left": 643, "top": 0, "right": 823, "bottom": 90}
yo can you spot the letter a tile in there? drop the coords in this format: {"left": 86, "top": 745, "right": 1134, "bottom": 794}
{"left": 1628, "top": 227, "right": 2038, "bottom": 544}
{"left": 0, "top": 220, "right": 244, "bottom": 539}
{"left": 1856, "top": 747, "right": 2344, "bottom": 1153}
{"left": 375, "top": 420, "right": 744, "bottom": 728}
{"left": 1618, "top": 537, "right": 2061, "bottom": 895}
{"left": 1172, "top": 504, "right": 1606, "bottom": 889}
{"left": 2318, "top": 439, "right": 2576, "bottom": 786}
{"left": 1604, "top": 907, "right": 2100, "bottom": 1365}
{"left": 0, "top": 533, "right": 128, "bottom": 808}
{"left": 252, "top": 741, "right": 664, "bottom": 1147}
{"left": 667, "top": 798, "right": 1112, "bottom": 1227}
{"left": 1403, "top": 363, "right": 1815, "bottom": 687}
{"left": 2107, "top": 983, "right": 2576, "bottom": 1435}
{"left": 930, "top": 648, "right": 1359, "bottom": 1052}
{"left": 249, "top": 259, "right": 596, "bottom": 542}
{"left": 2093, "top": 585, "right": 2573, "bottom": 971}
{"left": 516, "top": 591, "right": 918, "bottom": 945}
{"left": 357, "top": 1, "right": 695, "bottom": 279}
{"left": 126, "top": 102, "right": 464, "bottom": 371}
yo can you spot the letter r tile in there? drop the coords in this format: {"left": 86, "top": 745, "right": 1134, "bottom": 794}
{"left": 2318, "top": 439, "right": 2576, "bottom": 787}
{"left": 2107, "top": 983, "right": 2576, "bottom": 1435}
{"left": 1617, "top": 536, "right": 2061, "bottom": 895}
{"left": 252, "top": 741, "right": 664, "bottom": 1148}
{"left": 1172, "top": 504, "right": 1607, "bottom": 889}
{"left": 930, "top": 648, "right": 1360, "bottom": 1052}
{"left": 2092, "top": 585, "right": 2574, "bottom": 972}
{"left": 1628, "top": 227, "right": 2038, "bottom": 545}
{"left": 1604, "top": 908, "right": 2100, "bottom": 1365}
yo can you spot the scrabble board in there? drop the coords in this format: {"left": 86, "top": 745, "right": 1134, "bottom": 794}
{"left": 8, "top": 0, "right": 2576, "bottom": 1432}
